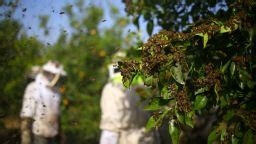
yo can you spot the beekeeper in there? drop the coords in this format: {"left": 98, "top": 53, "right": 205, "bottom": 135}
{"left": 100, "top": 53, "right": 159, "bottom": 144}
{"left": 20, "top": 61, "right": 66, "bottom": 144}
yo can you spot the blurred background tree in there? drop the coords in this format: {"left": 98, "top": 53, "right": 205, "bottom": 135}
{"left": 0, "top": 19, "right": 44, "bottom": 114}
{"left": 44, "top": 5, "right": 131, "bottom": 143}
{"left": 0, "top": 1, "right": 44, "bottom": 142}
{"left": 0, "top": 0, "right": 135, "bottom": 143}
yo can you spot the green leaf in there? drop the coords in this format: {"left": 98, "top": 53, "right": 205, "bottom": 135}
{"left": 194, "top": 95, "right": 207, "bottom": 110}
{"left": 220, "top": 26, "right": 231, "bottom": 33}
{"left": 144, "top": 75, "right": 153, "bottom": 86}
{"left": 203, "top": 33, "right": 208, "bottom": 48}
{"left": 123, "top": 78, "right": 130, "bottom": 87}
{"left": 220, "top": 128, "right": 227, "bottom": 141}
{"left": 227, "top": 43, "right": 233, "bottom": 47}
{"left": 171, "top": 64, "right": 185, "bottom": 85}
{"left": 144, "top": 97, "right": 170, "bottom": 111}
{"left": 243, "top": 129, "right": 255, "bottom": 144}
{"left": 175, "top": 109, "right": 185, "bottom": 124}
{"left": 214, "top": 84, "right": 220, "bottom": 102}
{"left": 208, "top": 129, "right": 218, "bottom": 144}
{"left": 212, "top": 20, "right": 223, "bottom": 26}
{"left": 185, "top": 111, "right": 194, "bottom": 128}
{"left": 239, "top": 82, "right": 245, "bottom": 89}
{"left": 220, "top": 96, "right": 228, "bottom": 108}
{"left": 137, "top": 46, "right": 143, "bottom": 50}
{"left": 147, "top": 19, "right": 154, "bottom": 35}
{"left": 169, "top": 120, "right": 180, "bottom": 144}
{"left": 221, "top": 60, "right": 231, "bottom": 73}
{"left": 232, "top": 135, "right": 239, "bottom": 144}
{"left": 146, "top": 108, "right": 169, "bottom": 131}
{"left": 224, "top": 111, "right": 234, "bottom": 121}
{"left": 211, "top": 20, "right": 223, "bottom": 26}
{"left": 196, "top": 33, "right": 208, "bottom": 48}
{"left": 247, "top": 81, "right": 256, "bottom": 89}
{"left": 196, "top": 33, "right": 204, "bottom": 37}
{"left": 123, "top": 78, "right": 133, "bottom": 87}
{"left": 122, "top": 73, "right": 138, "bottom": 88}
{"left": 161, "top": 86, "right": 171, "bottom": 99}
{"left": 146, "top": 116, "right": 157, "bottom": 131}
{"left": 194, "top": 87, "right": 209, "bottom": 95}
{"left": 239, "top": 69, "right": 251, "bottom": 81}
{"left": 230, "top": 62, "right": 236, "bottom": 76}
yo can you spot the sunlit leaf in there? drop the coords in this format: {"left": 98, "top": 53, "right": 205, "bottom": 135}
{"left": 171, "top": 65, "right": 185, "bottom": 85}
{"left": 208, "top": 129, "right": 218, "bottom": 144}
{"left": 185, "top": 111, "right": 194, "bottom": 128}
{"left": 175, "top": 109, "right": 184, "bottom": 124}
{"left": 194, "top": 87, "right": 209, "bottom": 95}
{"left": 169, "top": 120, "right": 180, "bottom": 144}
{"left": 146, "top": 108, "right": 169, "bottom": 131}
{"left": 146, "top": 116, "right": 157, "bottom": 131}
{"left": 144, "top": 97, "right": 170, "bottom": 111}
{"left": 203, "top": 33, "right": 208, "bottom": 48}
{"left": 220, "top": 26, "right": 231, "bottom": 33}
{"left": 144, "top": 75, "right": 154, "bottom": 86}
{"left": 196, "top": 33, "right": 208, "bottom": 48}
{"left": 161, "top": 86, "right": 171, "bottom": 99}
{"left": 194, "top": 95, "right": 207, "bottom": 110}
{"left": 196, "top": 33, "right": 204, "bottom": 37}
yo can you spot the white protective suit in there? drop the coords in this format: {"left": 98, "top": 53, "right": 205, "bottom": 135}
{"left": 100, "top": 65, "right": 159, "bottom": 144}
{"left": 20, "top": 73, "right": 61, "bottom": 138}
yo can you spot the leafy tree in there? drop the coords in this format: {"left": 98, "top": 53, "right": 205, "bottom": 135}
{"left": 0, "top": 19, "right": 44, "bottom": 144}
{"left": 119, "top": 1, "right": 256, "bottom": 143}
{"left": 0, "top": 1, "right": 44, "bottom": 143}
{"left": 0, "top": 1, "right": 133, "bottom": 143}
{"left": 44, "top": 5, "right": 132, "bottom": 144}
{"left": 0, "top": 19, "right": 44, "bottom": 116}
{"left": 123, "top": 0, "right": 232, "bottom": 33}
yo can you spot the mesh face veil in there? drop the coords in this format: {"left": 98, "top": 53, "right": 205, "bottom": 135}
{"left": 108, "top": 64, "right": 121, "bottom": 80}
{"left": 41, "top": 61, "right": 67, "bottom": 87}
{"left": 108, "top": 51, "right": 126, "bottom": 84}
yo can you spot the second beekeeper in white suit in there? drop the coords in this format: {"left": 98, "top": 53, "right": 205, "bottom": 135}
{"left": 100, "top": 60, "right": 159, "bottom": 144}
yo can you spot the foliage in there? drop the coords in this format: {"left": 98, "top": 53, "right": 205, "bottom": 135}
{"left": 123, "top": 0, "right": 232, "bottom": 33}
{"left": 44, "top": 6, "right": 130, "bottom": 144}
{"left": 0, "top": 1, "right": 44, "bottom": 141}
{"left": 0, "top": 19, "right": 44, "bottom": 116}
{"left": 119, "top": 1, "right": 256, "bottom": 143}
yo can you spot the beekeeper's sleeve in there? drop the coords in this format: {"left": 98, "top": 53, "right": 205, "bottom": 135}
{"left": 20, "top": 82, "right": 38, "bottom": 118}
